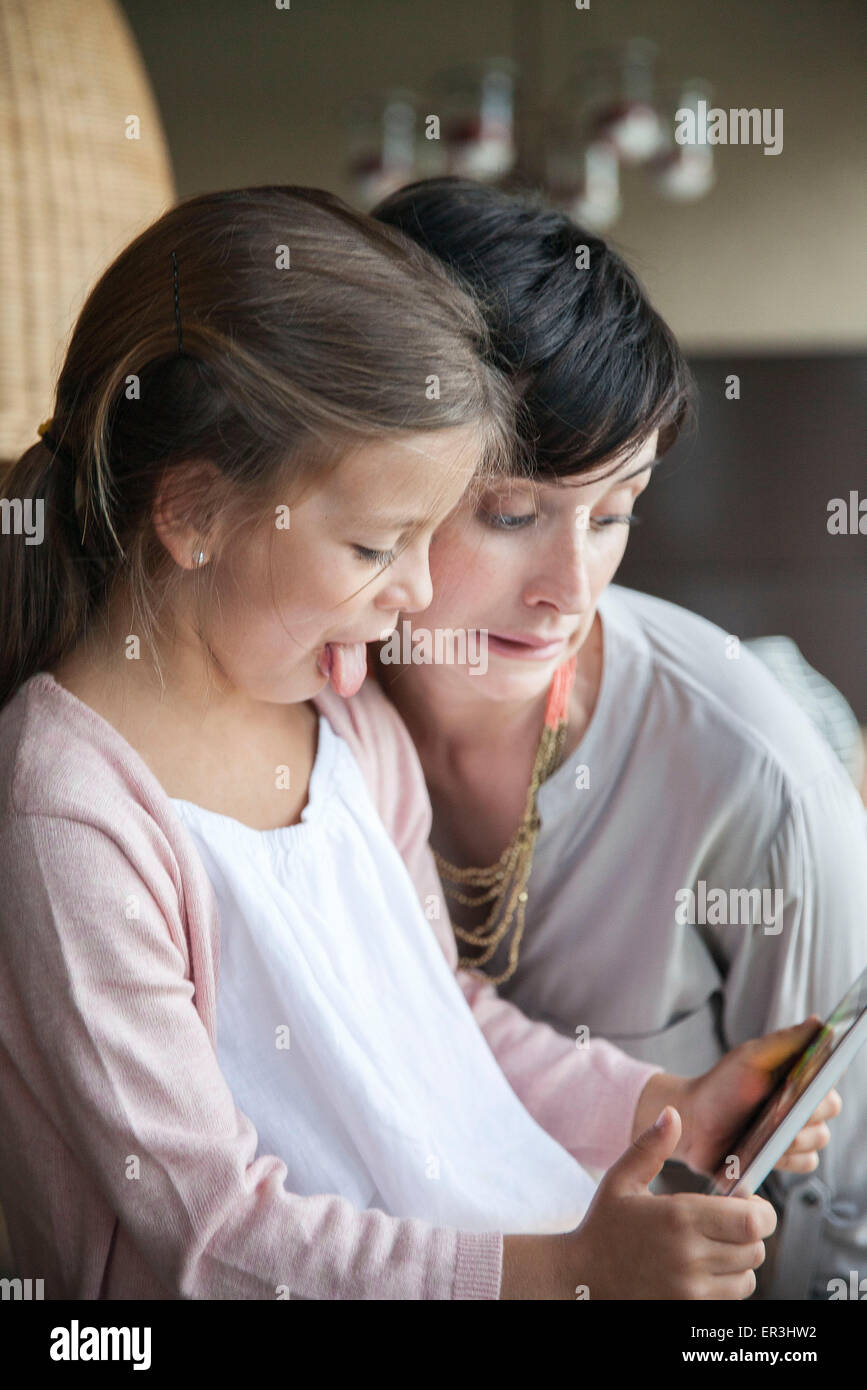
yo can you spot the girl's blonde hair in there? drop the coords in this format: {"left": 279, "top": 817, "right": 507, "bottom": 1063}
{"left": 0, "top": 185, "right": 514, "bottom": 709}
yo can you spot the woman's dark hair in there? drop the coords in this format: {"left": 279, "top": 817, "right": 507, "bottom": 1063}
{"left": 0, "top": 185, "right": 514, "bottom": 710}
{"left": 373, "top": 176, "right": 696, "bottom": 479}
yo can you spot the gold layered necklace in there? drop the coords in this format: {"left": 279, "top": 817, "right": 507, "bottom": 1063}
{"left": 432, "top": 655, "right": 578, "bottom": 986}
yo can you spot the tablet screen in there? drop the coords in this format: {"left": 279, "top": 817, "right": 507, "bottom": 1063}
{"left": 713, "top": 964, "right": 867, "bottom": 1188}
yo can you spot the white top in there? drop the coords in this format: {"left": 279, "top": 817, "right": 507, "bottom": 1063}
{"left": 172, "top": 714, "right": 597, "bottom": 1235}
{"left": 491, "top": 584, "right": 867, "bottom": 1293}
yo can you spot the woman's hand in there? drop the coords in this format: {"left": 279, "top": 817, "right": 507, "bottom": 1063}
{"left": 635, "top": 1016, "right": 843, "bottom": 1177}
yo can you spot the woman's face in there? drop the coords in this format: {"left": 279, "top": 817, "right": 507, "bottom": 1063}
{"left": 406, "top": 429, "right": 659, "bottom": 704}
{"left": 190, "top": 426, "right": 483, "bottom": 706}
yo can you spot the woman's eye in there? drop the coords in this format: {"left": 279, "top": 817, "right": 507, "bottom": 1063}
{"left": 480, "top": 509, "right": 537, "bottom": 530}
{"left": 353, "top": 544, "right": 398, "bottom": 566}
{"left": 478, "top": 506, "right": 639, "bottom": 533}
{"left": 591, "top": 513, "right": 641, "bottom": 531}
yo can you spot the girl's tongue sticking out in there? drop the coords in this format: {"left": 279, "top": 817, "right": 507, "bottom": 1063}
{"left": 318, "top": 641, "right": 368, "bottom": 698}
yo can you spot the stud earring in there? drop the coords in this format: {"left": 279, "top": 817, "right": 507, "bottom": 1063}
{"left": 193, "top": 548, "right": 207, "bottom": 567}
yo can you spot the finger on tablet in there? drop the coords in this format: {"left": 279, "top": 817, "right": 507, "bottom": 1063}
{"left": 775, "top": 1150, "right": 820, "bottom": 1173}
{"left": 782, "top": 1120, "right": 831, "bottom": 1154}
{"left": 807, "top": 1087, "right": 843, "bottom": 1122}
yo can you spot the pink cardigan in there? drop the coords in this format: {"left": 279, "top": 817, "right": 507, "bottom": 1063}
{"left": 0, "top": 672, "right": 661, "bottom": 1300}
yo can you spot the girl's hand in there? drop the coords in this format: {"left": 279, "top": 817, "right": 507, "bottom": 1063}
{"left": 502, "top": 1106, "right": 779, "bottom": 1299}
{"left": 673, "top": 1016, "right": 843, "bottom": 1175}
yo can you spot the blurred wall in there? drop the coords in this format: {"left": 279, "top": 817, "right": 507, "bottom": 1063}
{"left": 118, "top": 0, "right": 867, "bottom": 352}
{"left": 618, "top": 353, "right": 867, "bottom": 719}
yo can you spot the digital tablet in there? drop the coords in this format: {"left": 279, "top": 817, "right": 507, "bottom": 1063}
{"left": 705, "top": 962, "right": 867, "bottom": 1197}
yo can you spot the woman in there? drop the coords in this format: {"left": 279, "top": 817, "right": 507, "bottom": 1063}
{"left": 328, "top": 177, "right": 867, "bottom": 1300}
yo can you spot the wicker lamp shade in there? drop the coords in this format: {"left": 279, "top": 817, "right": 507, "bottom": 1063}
{"left": 0, "top": 0, "right": 176, "bottom": 462}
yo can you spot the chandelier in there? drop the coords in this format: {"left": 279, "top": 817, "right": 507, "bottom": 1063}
{"left": 343, "top": 39, "right": 714, "bottom": 229}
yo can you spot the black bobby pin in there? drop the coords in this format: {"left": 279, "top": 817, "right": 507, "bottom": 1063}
{"left": 171, "top": 250, "right": 183, "bottom": 355}
{"left": 39, "top": 431, "right": 76, "bottom": 468}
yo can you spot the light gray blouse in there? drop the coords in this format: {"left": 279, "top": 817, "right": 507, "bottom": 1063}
{"left": 489, "top": 585, "right": 867, "bottom": 1299}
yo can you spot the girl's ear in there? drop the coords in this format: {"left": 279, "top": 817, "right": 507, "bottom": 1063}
{"left": 152, "top": 458, "right": 224, "bottom": 569}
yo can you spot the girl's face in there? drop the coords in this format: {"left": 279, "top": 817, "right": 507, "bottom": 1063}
{"left": 409, "top": 429, "right": 659, "bottom": 704}
{"left": 196, "top": 426, "right": 483, "bottom": 705}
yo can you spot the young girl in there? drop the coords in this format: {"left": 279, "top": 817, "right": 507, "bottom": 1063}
{"left": 0, "top": 186, "right": 836, "bottom": 1301}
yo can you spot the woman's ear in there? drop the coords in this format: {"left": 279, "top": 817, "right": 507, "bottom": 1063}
{"left": 151, "top": 459, "right": 223, "bottom": 569}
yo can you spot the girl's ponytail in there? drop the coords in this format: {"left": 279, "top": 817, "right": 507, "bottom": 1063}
{"left": 0, "top": 431, "right": 104, "bottom": 711}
